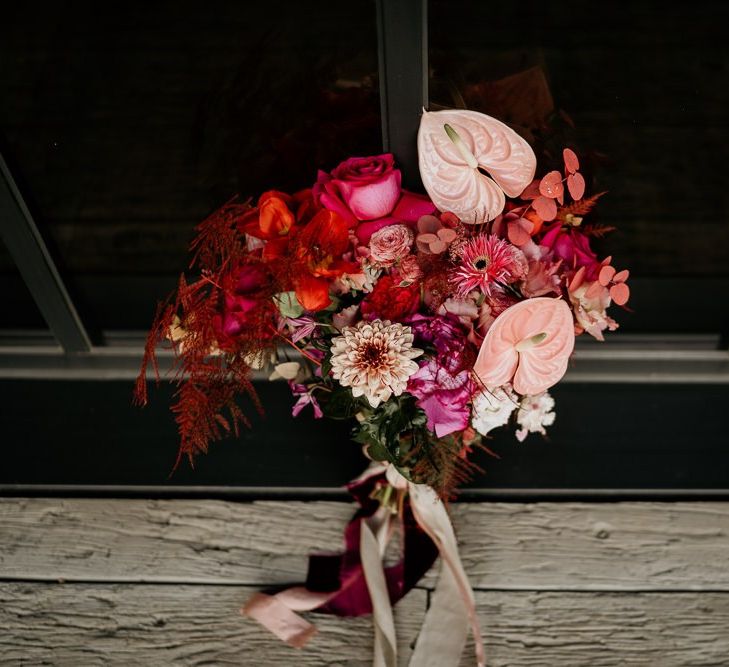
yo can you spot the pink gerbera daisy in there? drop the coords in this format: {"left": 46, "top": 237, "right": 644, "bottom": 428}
{"left": 451, "top": 233, "right": 528, "bottom": 297}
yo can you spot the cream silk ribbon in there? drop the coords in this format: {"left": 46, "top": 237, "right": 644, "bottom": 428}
{"left": 243, "top": 464, "right": 483, "bottom": 667}
{"left": 360, "top": 506, "right": 398, "bottom": 667}
{"left": 406, "top": 480, "right": 485, "bottom": 667}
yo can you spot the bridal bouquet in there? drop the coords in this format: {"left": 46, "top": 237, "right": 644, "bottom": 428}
{"left": 137, "top": 109, "right": 629, "bottom": 666}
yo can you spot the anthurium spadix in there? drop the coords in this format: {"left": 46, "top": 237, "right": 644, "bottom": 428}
{"left": 418, "top": 109, "right": 537, "bottom": 223}
{"left": 473, "top": 297, "right": 575, "bottom": 396}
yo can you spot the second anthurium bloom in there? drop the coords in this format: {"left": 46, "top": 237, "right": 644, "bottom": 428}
{"left": 474, "top": 297, "right": 575, "bottom": 396}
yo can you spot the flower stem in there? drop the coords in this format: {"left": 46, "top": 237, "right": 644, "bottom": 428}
{"left": 270, "top": 325, "right": 322, "bottom": 366}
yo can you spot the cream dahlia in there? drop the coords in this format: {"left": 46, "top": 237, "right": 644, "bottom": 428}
{"left": 330, "top": 319, "right": 423, "bottom": 407}
{"left": 451, "top": 233, "right": 528, "bottom": 297}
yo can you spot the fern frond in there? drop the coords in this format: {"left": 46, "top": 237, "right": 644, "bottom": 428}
{"left": 558, "top": 191, "right": 606, "bottom": 219}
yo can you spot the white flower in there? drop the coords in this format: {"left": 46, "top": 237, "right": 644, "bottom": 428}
{"left": 515, "top": 391, "right": 556, "bottom": 442}
{"left": 569, "top": 282, "right": 618, "bottom": 341}
{"left": 472, "top": 385, "right": 518, "bottom": 436}
{"left": 336, "top": 264, "right": 381, "bottom": 294}
{"left": 330, "top": 319, "right": 422, "bottom": 408}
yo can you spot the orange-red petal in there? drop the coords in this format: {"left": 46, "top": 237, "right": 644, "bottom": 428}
{"left": 259, "top": 197, "right": 295, "bottom": 238}
{"left": 295, "top": 274, "right": 332, "bottom": 311}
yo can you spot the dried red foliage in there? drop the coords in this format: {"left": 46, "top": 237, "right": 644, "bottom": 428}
{"left": 134, "top": 198, "right": 279, "bottom": 467}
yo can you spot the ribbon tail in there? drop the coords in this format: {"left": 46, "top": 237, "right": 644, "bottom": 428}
{"left": 360, "top": 513, "right": 398, "bottom": 667}
{"left": 241, "top": 589, "right": 326, "bottom": 648}
{"left": 408, "top": 482, "right": 485, "bottom": 667}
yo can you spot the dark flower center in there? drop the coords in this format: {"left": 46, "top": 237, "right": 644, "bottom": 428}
{"left": 474, "top": 256, "right": 490, "bottom": 271}
{"left": 358, "top": 341, "right": 387, "bottom": 369}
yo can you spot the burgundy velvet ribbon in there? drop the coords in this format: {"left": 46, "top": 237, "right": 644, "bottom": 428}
{"left": 303, "top": 470, "right": 439, "bottom": 617}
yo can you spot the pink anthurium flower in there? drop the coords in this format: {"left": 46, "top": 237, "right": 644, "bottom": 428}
{"left": 473, "top": 297, "right": 575, "bottom": 395}
{"left": 417, "top": 109, "right": 536, "bottom": 223}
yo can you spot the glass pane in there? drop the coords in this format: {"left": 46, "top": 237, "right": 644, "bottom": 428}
{"left": 429, "top": 0, "right": 729, "bottom": 332}
{"left": 0, "top": 1, "right": 381, "bottom": 331}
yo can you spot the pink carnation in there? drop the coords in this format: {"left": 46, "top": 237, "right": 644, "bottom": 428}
{"left": 393, "top": 255, "right": 423, "bottom": 286}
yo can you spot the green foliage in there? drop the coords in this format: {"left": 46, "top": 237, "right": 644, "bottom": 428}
{"left": 273, "top": 291, "right": 304, "bottom": 319}
{"left": 321, "top": 385, "right": 362, "bottom": 420}
{"left": 351, "top": 395, "right": 428, "bottom": 475}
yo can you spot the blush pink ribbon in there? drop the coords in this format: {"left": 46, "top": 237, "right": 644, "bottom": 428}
{"left": 242, "top": 464, "right": 483, "bottom": 667}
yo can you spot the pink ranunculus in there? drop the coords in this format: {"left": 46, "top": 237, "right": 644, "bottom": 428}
{"left": 368, "top": 224, "right": 414, "bottom": 266}
{"left": 316, "top": 154, "right": 402, "bottom": 224}
{"left": 541, "top": 224, "right": 600, "bottom": 277}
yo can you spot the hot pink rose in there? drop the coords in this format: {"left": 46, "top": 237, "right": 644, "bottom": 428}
{"left": 354, "top": 192, "right": 436, "bottom": 244}
{"left": 315, "top": 154, "right": 402, "bottom": 223}
{"left": 368, "top": 224, "right": 414, "bottom": 265}
{"left": 314, "top": 154, "right": 436, "bottom": 244}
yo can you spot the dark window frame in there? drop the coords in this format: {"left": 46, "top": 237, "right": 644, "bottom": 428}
{"left": 0, "top": 0, "right": 728, "bottom": 499}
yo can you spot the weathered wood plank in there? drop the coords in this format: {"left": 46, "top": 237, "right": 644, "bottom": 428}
{"left": 0, "top": 583, "right": 425, "bottom": 666}
{"left": 1, "top": 584, "right": 728, "bottom": 666}
{"left": 465, "top": 591, "right": 729, "bottom": 666}
{"left": 0, "top": 498, "right": 355, "bottom": 585}
{"left": 2, "top": 499, "right": 729, "bottom": 590}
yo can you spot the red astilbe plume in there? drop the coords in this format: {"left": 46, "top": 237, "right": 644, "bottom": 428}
{"left": 135, "top": 198, "right": 280, "bottom": 467}
{"left": 418, "top": 252, "right": 455, "bottom": 311}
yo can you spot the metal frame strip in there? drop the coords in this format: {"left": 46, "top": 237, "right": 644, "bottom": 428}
{"left": 376, "top": 0, "right": 428, "bottom": 189}
{"left": 0, "top": 153, "right": 91, "bottom": 352}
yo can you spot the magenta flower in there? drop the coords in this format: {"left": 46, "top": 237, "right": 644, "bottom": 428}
{"left": 408, "top": 358, "right": 473, "bottom": 437}
{"left": 407, "top": 315, "right": 475, "bottom": 437}
{"left": 540, "top": 224, "right": 600, "bottom": 277}
{"left": 216, "top": 263, "right": 268, "bottom": 337}
{"left": 290, "top": 383, "right": 323, "bottom": 419}
{"left": 286, "top": 316, "right": 318, "bottom": 343}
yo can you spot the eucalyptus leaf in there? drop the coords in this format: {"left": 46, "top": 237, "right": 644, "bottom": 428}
{"left": 273, "top": 291, "right": 304, "bottom": 319}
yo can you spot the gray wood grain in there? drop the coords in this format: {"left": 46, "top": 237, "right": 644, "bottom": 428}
{"left": 466, "top": 591, "right": 729, "bottom": 667}
{"left": 2, "top": 499, "right": 729, "bottom": 590}
{"left": 2, "top": 584, "right": 728, "bottom": 666}
{"left": 0, "top": 583, "right": 425, "bottom": 666}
